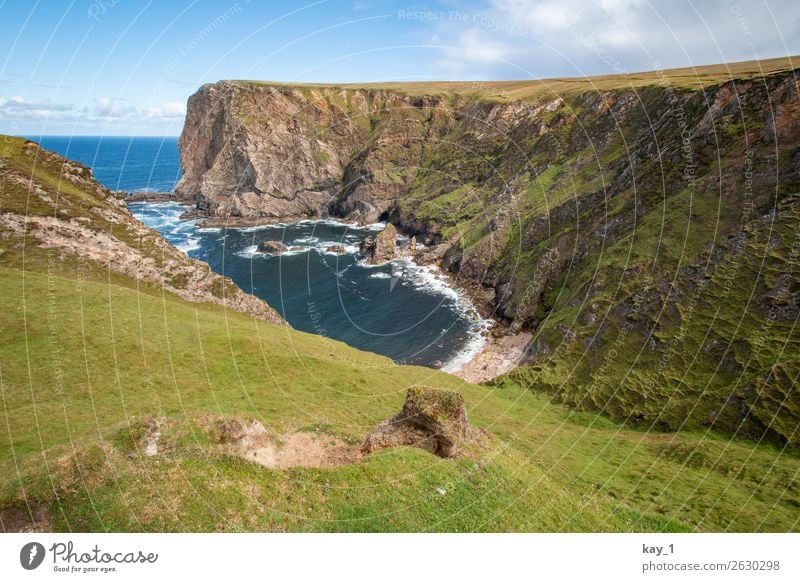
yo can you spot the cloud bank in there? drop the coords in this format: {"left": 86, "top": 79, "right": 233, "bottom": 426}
{"left": 421, "top": 0, "right": 799, "bottom": 79}
{"left": 0, "top": 95, "right": 186, "bottom": 133}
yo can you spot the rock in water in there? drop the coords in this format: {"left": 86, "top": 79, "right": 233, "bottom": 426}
{"left": 361, "top": 386, "right": 491, "bottom": 458}
{"left": 257, "top": 240, "right": 288, "bottom": 255}
{"left": 360, "top": 223, "right": 398, "bottom": 264}
{"left": 326, "top": 244, "right": 347, "bottom": 254}
{"left": 359, "top": 236, "right": 376, "bottom": 257}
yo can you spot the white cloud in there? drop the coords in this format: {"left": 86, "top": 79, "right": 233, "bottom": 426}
{"left": 152, "top": 101, "right": 186, "bottom": 119}
{"left": 426, "top": 0, "right": 800, "bottom": 79}
{"left": 439, "top": 27, "right": 514, "bottom": 71}
{"left": 0, "top": 96, "right": 187, "bottom": 127}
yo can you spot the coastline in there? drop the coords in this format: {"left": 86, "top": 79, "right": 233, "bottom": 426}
{"left": 126, "top": 200, "right": 501, "bottom": 373}
{"left": 450, "top": 330, "right": 532, "bottom": 384}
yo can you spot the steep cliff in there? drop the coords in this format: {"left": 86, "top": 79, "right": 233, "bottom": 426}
{"left": 176, "top": 57, "right": 800, "bottom": 443}
{"left": 176, "top": 81, "right": 453, "bottom": 223}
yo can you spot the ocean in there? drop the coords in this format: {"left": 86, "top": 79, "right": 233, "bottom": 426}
{"left": 35, "top": 135, "right": 488, "bottom": 369}
{"left": 31, "top": 135, "right": 181, "bottom": 193}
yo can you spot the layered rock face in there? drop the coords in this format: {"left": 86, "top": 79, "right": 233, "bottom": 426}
{"left": 176, "top": 63, "right": 800, "bottom": 443}
{"left": 176, "top": 81, "right": 451, "bottom": 223}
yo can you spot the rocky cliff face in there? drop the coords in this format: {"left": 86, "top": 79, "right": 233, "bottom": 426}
{"left": 176, "top": 81, "right": 452, "bottom": 223}
{"left": 177, "top": 63, "right": 800, "bottom": 444}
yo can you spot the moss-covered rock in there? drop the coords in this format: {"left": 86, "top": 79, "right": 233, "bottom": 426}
{"left": 362, "top": 386, "right": 491, "bottom": 457}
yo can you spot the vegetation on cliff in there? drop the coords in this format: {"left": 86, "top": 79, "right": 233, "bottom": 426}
{"left": 2, "top": 133, "right": 798, "bottom": 532}
{"left": 175, "top": 56, "right": 799, "bottom": 445}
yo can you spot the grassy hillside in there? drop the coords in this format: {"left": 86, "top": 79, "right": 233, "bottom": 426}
{"left": 1, "top": 132, "right": 798, "bottom": 532}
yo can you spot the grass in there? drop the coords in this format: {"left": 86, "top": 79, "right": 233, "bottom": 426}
{"left": 235, "top": 55, "right": 798, "bottom": 101}
{"left": 0, "top": 268, "right": 798, "bottom": 532}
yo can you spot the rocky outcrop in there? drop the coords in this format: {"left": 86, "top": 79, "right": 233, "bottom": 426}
{"left": 176, "top": 82, "right": 451, "bottom": 223}
{"left": 359, "top": 223, "right": 397, "bottom": 264}
{"left": 362, "top": 386, "right": 491, "bottom": 458}
{"left": 0, "top": 139, "right": 284, "bottom": 325}
{"left": 257, "top": 240, "right": 288, "bottom": 255}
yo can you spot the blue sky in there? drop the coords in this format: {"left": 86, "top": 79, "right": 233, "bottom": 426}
{"left": 1, "top": 0, "right": 798, "bottom": 135}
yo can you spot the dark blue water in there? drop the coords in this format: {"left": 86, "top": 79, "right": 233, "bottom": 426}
{"left": 32, "top": 135, "right": 487, "bottom": 369}
{"left": 28, "top": 135, "right": 180, "bottom": 193}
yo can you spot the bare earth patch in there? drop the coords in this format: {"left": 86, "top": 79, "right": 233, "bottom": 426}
{"left": 203, "top": 416, "right": 360, "bottom": 469}
{"left": 244, "top": 432, "right": 361, "bottom": 470}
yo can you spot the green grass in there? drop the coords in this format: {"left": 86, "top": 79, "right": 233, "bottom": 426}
{"left": 1, "top": 268, "right": 798, "bottom": 532}
{"left": 236, "top": 56, "right": 798, "bottom": 102}
{"left": 2, "top": 76, "right": 799, "bottom": 534}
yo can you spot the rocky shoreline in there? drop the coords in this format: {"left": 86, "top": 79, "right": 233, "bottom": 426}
{"left": 125, "top": 195, "right": 517, "bottom": 382}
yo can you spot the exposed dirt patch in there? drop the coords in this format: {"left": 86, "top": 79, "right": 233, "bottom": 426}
{"left": 0, "top": 505, "right": 51, "bottom": 533}
{"left": 200, "top": 416, "right": 361, "bottom": 469}
{"left": 243, "top": 432, "right": 361, "bottom": 470}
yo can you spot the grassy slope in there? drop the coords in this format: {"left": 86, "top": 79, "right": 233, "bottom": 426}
{"left": 373, "top": 59, "right": 800, "bottom": 443}
{"left": 2, "top": 268, "right": 798, "bottom": 532}
{"left": 0, "top": 119, "right": 798, "bottom": 532}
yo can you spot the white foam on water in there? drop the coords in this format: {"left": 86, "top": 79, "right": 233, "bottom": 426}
{"left": 314, "top": 242, "right": 360, "bottom": 255}
{"left": 177, "top": 237, "right": 201, "bottom": 254}
{"left": 198, "top": 226, "right": 222, "bottom": 233}
{"left": 283, "top": 247, "right": 311, "bottom": 256}
{"left": 369, "top": 272, "right": 391, "bottom": 279}
{"left": 238, "top": 223, "right": 285, "bottom": 233}
{"left": 235, "top": 245, "right": 261, "bottom": 259}
{"left": 365, "top": 221, "right": 387, "bottom": 231}
{"left": 400, "top": 259, "right": 493, "bottom": 373}
{"left": 297, "top": 218, "right": 355, "bottom": 228}
{"left": 440, "top": 324, "right": 490, "bottom": 373}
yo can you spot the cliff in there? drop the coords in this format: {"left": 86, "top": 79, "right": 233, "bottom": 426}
{"left": 176, "top": 57, "right": 800, "bottom": 444}
{"left": 0, "top": 136, "right": 283, "bottom": 324}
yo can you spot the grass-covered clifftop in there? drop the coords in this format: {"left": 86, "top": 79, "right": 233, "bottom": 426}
{"left": 1, "top": 134, "right": 799, "bottom": 532}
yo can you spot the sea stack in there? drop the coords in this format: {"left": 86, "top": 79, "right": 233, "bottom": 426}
{"left": 360, "top": 223, "right": 398, "bottom": 264}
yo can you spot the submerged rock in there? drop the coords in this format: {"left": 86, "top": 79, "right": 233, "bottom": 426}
{"left": 362, "top": 386, "right": 491, "bottom": 458}
{"left": 257, "top": 240, "right": 288, "bottom": 255}
{"left": 360, "top": 223, "right": 397, "bottom": 264}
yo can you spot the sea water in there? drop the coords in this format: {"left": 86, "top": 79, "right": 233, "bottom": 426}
{"left": 35, "top": 135, "right": 488, "bottom": 369}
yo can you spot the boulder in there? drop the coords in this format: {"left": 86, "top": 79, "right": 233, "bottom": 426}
{"left": 361, "top": 386, "right": 491, "bottom": 458}
{"left": 326, "top": 244, "right": 347, "bottom": 254}
{"left": 360, "top": 223, "right": 397, "bottom": 264}
{"left": 257, "top": 240, "right": 288, "bottom": 255}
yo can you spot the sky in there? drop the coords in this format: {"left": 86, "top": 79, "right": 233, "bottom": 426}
{"left": 1, "top": 0, "right": 798, "bottom": 136}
